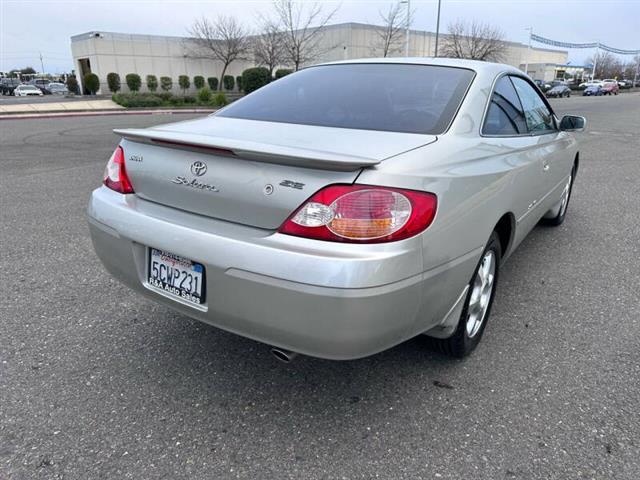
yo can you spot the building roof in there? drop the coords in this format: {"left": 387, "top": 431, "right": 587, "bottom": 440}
{"left": 71, "top": 22, "right": 567, "bottom": 56}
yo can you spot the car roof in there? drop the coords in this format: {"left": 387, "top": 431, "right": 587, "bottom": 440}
{"left": 317, "top": 57, "right": 521, "bottom": 77}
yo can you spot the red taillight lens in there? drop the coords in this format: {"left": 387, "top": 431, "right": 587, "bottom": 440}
{"left": 103, "top": 146, "right": 134, "bottom": 194}
{"left": 279, "top": 185, "right": 437, "bottom": 243}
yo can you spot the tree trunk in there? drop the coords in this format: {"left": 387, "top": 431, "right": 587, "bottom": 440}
{"left": 219, "top": 64, "right": 229, "bottom": 92}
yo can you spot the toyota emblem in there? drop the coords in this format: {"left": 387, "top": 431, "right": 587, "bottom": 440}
{"left": 190, "top": 161, "right": 207, "bottom": 176}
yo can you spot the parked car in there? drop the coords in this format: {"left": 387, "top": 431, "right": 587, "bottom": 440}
{"left": 578, "top": 80, "right": 603, "bottom": 90}
{"left": 27, "top": 78, "right": 50, "bottom": 93}
{"left": 533, "top": 79, "right": 551, "bottom": 92}
{"left": 0, "top": 78, "right": 21, "bottom": 95}
{"left": 546, "top": 85, "right": 572, "bottom": 98}
{"left": 583, "top": 85, "right": 603, "bottom": 96}
{"left": 601, "top": 81, "right": 619, "bottom": 95}
{"left": 43, "top": 82, "right": 69, "bottom": 95}
{"left": 88, "top": 59, "right": 585, "bottom": 361}
{"left": 617, "top": 80, "right": 631, "bottom": 89}
{"left": 14, "top": 84, "right": 44, "bottom": 96}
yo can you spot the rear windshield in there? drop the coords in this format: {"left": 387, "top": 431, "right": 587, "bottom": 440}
{"left": 218, "top": 64, "right": 474, "bottom": 134}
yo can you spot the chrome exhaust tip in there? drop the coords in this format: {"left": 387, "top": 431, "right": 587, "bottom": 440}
{"left": 271, "top": 347, "right": 298, "bottom": 363}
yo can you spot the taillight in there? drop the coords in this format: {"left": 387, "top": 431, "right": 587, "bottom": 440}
{"left": 279, "top": 185, "right": 437, "bottom": 243}
{"left": 103, "top": 146, "right": 134, "bottom": 194}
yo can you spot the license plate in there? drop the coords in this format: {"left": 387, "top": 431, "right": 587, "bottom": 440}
{"left": 148, "top": 248, "right": 205, "bottom": 305}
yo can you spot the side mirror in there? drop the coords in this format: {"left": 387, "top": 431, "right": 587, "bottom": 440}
{"left": 560, "top": 115, "right": 586, "bottom": 132}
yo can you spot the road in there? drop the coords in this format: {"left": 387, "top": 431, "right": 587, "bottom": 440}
{"left": 1, "top": 95, "right": 639, "bottom": 479}
{"left": 0, "top": 94, "right": 112, "bottom": 106}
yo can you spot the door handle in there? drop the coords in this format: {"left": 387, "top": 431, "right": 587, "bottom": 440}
{"left": 543, "top": 162, "right": 550, "bottom": 172}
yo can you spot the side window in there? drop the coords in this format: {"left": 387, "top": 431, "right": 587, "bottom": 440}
{"left": 483, "top": 76, "right": 527, "bottom": 135}
{"left": 511, "top": 76, "right": 556, "bottom": 133}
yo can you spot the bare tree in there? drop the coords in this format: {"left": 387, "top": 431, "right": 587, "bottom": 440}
{"left": 253, "top": 17, "right": 285, "bottom": 77}
{"left": 272, "top": 0, "right": 338, "bottom": 71}
{"left": 587, "top": 50, "right": 622, "bottom": 79}
{"left": 440, "top": 19, "right": 506, "bottom": 62}
{"left": 374, "top": 3, "right": 410, "bottom": 57}
{"left": 188, "top": 15, "right": 251, "bottom": 88}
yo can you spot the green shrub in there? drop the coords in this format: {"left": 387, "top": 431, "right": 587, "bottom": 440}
{"left": 207, "top": 77, "right": 218, "bottom": 91}
{"left": 146, "top": 75, "right": 158, "bottom": 92}
{"left": 275, "top": 68, "right": 293, "bottom": 79}
{"left": 66, "top": 76, "right": 79, "bottom": 94}
{"left": 106, "top": 72, "right": 121, "bottom": 93}
{"left": 183, "top": 95, "right": 196, "bottom": 104}
{"left": 156, "top": 91, "right": 173, "bottom": 101}
{"left": 178, "top": 75, "right": 190, "bottom": 93}
{"left": 241, "top": 67, "right": 270, "bottom": 94}
{"left": 236, "top": 76, "right": 243, "bottom": 91}
{"left": 112, "top": 92, "right": 163, "bottom": 108}
{"left": 212, "top": 92, "right": 228, "bottom": 107}
{"left": 194, "top": 76, "right": 205, "bottom": 89}
{"left": 160, "top": 76, "right": 172, "bottom": 92}
{"left": 197, "top": 87, "right": 212, "bottom": 103}
{"left": 223, "top": 75, "right": 235, "bottom": 91}
{"left": 125, "top": 73, "right": 141, "bottom": 92}
{"left": 83, "top": 73, "right": 100, "bottom": 94}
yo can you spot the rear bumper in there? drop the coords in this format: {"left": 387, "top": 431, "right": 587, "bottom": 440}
{"left": 88, "top": 187, "right": 477, "bottom": 359}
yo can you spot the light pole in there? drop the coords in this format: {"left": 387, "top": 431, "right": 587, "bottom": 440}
{"left": 523, "top": 27, "right": 532, "bottom": 76}
{"left": 434, "top": 0, "right": 442, "bottom": 57}
{"left": 400, "top": 0, "right": 411, "bottom": 56}
{"left": 592, "top": 43, "right": 599, "bottom": 81}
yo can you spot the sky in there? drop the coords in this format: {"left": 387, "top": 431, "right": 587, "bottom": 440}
{"left": 1, "top": 0, "right": 639, "bottom": 73}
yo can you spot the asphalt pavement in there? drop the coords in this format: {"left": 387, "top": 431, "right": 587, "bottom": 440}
{"left": 0, "top": 95, "right": 109, "bottom": 106}
{"left": 1, "top": 95, "right": 640, "bottom": 479}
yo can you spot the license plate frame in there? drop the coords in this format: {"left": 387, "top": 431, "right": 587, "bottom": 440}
{"left": 147, "top": 248, "right": 206, "bottom": 305}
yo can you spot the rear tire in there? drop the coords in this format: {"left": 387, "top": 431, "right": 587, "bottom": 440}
{"left": 428, "top": 232, "right": 501, "bottom": 358}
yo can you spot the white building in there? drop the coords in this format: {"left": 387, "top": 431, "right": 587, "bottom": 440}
{"left": 70, "top": 23, "right": 568, "bottom": 94}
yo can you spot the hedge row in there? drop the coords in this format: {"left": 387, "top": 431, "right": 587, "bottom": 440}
{"left": 112, "top": 91, "right": 229, "bottom": 108}
{"left": 104, "top": 73, "right": 242, "bottom": 93}
{"left": 97, "top": 67, "right": 292, "bottom": 96}
{"left": 103, "top": 68, "right": 294, "bottom": 95}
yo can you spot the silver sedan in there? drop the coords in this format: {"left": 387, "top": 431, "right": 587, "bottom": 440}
{"left": 88, "top": 58, "right": 585, "bottom": 361}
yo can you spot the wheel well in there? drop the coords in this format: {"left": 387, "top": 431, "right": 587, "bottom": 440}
{"left": 494, "top": 213, "right": 515, "bottom": 257}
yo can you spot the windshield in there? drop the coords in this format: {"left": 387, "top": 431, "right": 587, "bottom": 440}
{"left": 218, "top": 64, "right": 475, "bottom": 135}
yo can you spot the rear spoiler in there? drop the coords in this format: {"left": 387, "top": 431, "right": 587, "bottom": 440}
{"left": 114, "top": 128, "right": 381, "bottom": 171}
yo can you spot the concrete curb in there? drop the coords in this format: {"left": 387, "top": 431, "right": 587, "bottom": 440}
{"left": 0, "top": 108, "right": 216, "bottom": 120}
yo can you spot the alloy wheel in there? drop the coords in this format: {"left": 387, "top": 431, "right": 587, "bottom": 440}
{"left": 559, "top": 174, "right": 572, "bottom": 217}
{"left": 465, "top": 250, "right": 496, "bottom": 338}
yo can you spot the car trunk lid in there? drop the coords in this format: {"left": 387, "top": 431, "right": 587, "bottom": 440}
{"left": 116, "top": 117, "right": 437, "bottom": 230}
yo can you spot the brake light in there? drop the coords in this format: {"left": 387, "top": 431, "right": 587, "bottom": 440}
{"left": 103, "top": 146, "right": 134, "bottom": 194}
{"left": 279, "top": 185, "right": 437, "bottom": 243}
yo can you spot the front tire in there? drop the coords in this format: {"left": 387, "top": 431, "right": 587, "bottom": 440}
{"left": 428, "top": 232, "right": 501, "bottom": 358}
{"left": 544, "top": 169, "right": 574, "bottom": 226}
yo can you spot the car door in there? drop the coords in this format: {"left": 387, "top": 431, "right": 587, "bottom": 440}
{"left": 510, "top": 76, "right": 573, "bottom": 210}
{"left": 481, "top": 75, "right": 546, "bottom": 239}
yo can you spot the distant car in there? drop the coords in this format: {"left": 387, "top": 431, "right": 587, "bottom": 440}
{"left": 43, "top": 82, "right": 69, "bottom": 95}
{"left": 583, "top": 85, "right": 603, "bottom": 96}
{"left": 14, "top": 84, "right": 44, "bottom": 96}
{"left": 546, "top": 85, "right": 571, "bottom": 98}
{"left": 533, "top": 79, "right": 551, "bottom": 92}
{"left": 1, "top": 78, "right": 21, "bottom": 95}
{"left": 601, "top": 81, "right": 619, "bottom": 95}
{"left": 617, "top": 80, "right": 631, "bottom": 89}
{"left": 578, "top": 80, "right": 603, "bottom": 90}
{"left": 28, "top": 78, "right": 50, "bottom": 93}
